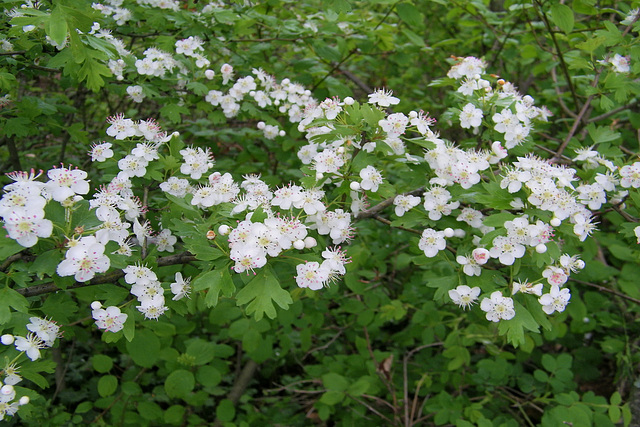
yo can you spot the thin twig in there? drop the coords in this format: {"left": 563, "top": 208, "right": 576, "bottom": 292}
{"left": 16, "top": 252, "right": 197, "bottom": 297}
{"left": 403, "top": 342, "right": 442, "bottom": 426}
{"left": 534, "top": 0, "right": 580, "bottom": 109}
{"left": 302, "top": 328, "right": 344, "bottom": 360}
{"left": 349, "top": 395, "right": 394, "bottom": 424}
{"left": 587, "top": 98, "right": 639, "bottom": 123}
{"left": 357, "top": 187, "right": 425, "bottom": 219}
{"left": 570, "top": 278, "right": 640, "bottom": 305}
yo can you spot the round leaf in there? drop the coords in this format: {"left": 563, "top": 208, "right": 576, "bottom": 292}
{"left": 165, "top": 369, "right": 195, "bottom": 399}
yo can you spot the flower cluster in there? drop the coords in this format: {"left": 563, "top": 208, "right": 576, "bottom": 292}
{"left": 91, "top": 302, "right": 128, "bottom": 333}
{"left": 123, "top": 264, "right": 168, "bottom": 320}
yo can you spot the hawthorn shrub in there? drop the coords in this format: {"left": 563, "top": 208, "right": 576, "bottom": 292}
{"left": 0, "top": 0, "right": 639, "bottom": 425}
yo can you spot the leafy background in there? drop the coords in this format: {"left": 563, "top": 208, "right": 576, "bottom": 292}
{"left": 1, "top": 0, "right": 640, "bottom": 425}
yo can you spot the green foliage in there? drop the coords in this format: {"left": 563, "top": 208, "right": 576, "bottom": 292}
{"left": 1, "top": 0, "right": 640, "bottom": 425}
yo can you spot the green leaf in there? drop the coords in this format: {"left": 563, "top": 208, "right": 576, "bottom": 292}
{"left": 587, "top": 124, "right": 621, "bottom": 144}
{"left": 550, "top": 4, "right": 574, "bottom": 34}
{"left": 216, "top": 399, "right": 236, "bottom": 422}
{"left": 192, "top": 268, "right": 235, "bottom": 308}
{"left": 125, "top": 329, "right": 160, "bottom": 367}
{"left": 20, "top": 360, "right": 55, "bottom": 389}
{"left": 160, "top": 103, "right": 190, "bottom": 124}
{"left": 2, "top": 117, "right": 32, "bottom": 138}
{"left": 0, "top": 286, "right": 29, "bottom": 324}
{"left": 0, "top": 72, "right": 17, "bottom": 91}
{"left": 165, "top": 369, "right": 195, "bottom": 399}
{"left": 497, "top": 302, "right": 539, "bottom": 348}
{"left": 92, "top": 355, "right": 113, "bottom": 373}
{"left": 30, "top": 250, "right": 63, "bottom": 279}
{"left": 196, "top": 365, "right": 221, "bottom": 387}
{"left": 402, "top": 28, "right": 425, "bottom": 47}
{"left": 322, "top": 372, "right": 349, "bottom": 391}
{"left": 47, "top": 7, "right": 68, "bottom": 47}
{"left": 0, "top": 233, "right": 24, "bottom": 259}
{"left": 78, "top": 57, "right": 111, "bottom": 92}
{"left": 164, "top": 406, "right": 186, "bottom": 425}
{"left": 235, "top": 266, "right": 293, "bottom": 321}
{"left": 396, "top": 2, "right": 424, "bottom": 29}
{"left": 98, "top": 375, "right": 118, "bottom": 397}
{"left": 187, "top": 81, "right": 209, "bottom": 96}
{"left": 313, "top": 41, "right": 342, "bottom": 63}
{"left": 185, "top": 339, "right": 215, "bottom": 365}
{"left": 137, "top": 401, "right": 162, "bottom": 421}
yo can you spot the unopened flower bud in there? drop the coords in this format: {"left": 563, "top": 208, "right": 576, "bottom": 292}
{"left": 316, "top": 172, "right": 324, "bottom": 180}
{"left": 535, "top": 244, "right": 547, "bottom": 254}
{"left": 206, "top": 230, "right": 216, "bottom": 240}
{"left": 204, "top": 69, "right": 215, "bottom": 80}
{"left": 257, "top": 121, "right": 266, "bottom": 130}
{"left": 350, "top": 181, "right": 361, "bottom": 191}
{"left": 575, "top": 260, "right": 585, "bottom": 269}
{"left": 453, "top": 229, "right": 466, "bottom": 238}
{"left": 218, "top": 225, "right": 231, "bottom": 235}
{"left": 409, "top": 110, "right": 418, "bottom": 118}
{"left": 90, "top": 301, "right": 102, "bottom": 310}
{"left": 443, "top": 228, "right": 455, "bottom": 238}
{"left": 337, "top": 147, "right": 345, "bottom": 154}
{"left": 1, "top": 385, "right": 14, "bottom": 395}
{"left": 343, "top": 96, "right": 354, "bottom": 105}
{"left": 497, "top": 79, "right": 505, "bottom": 86}
{"left": 1, "top": 334, "right": 14, "bottom": 345}
{"left": 279, "top": 130, "right": 286, "bottom": 137}
{"left": 550, "top": 218, "right": 561, "bottom": 227}
{"left": 19, "top": 396, "right": 30, "bottom": 405}
{"left": 293, "top": 239, "right": 305, "bottom": 250}
{"left": 303, "top": 236, "right": 317, "bottom": 248}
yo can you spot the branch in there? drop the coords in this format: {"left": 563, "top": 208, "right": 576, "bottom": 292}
{"left": 340, "top": 68, "right": 373, "bottom": 94}
{"left": 356, "top": 187, "right": 425, "bottom": 220}
{"left": 570, "top": 278, "right": 640, "bottom": 305}
{"left": 554, "top": 14, "right": 639, "bottom": 161}
{"left": 213, "top": 359, "right": 259, "bottom": 427}
{"left": 16, "top": 252, "right": 197, "bottom": 297}
{"left": 534, "top": 0, "right": 580, "bottom": 109}
{"left": 587, "top": 98, "right": 639, "bottom": 123}
{"left": 403, "top": 342, "right": 443, "bottom": 426}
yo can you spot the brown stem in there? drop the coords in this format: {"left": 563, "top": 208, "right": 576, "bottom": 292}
{"left": 16, "top": 252, "right": 197, "bottom": 297}
{"left": 213, "top": 360, "right": 259, "bottom": 427}
{"left": 357, "top": 187, "right": 425, "bottom": 220}
{"left": 570, "top": 278, "right": 640, "bottom": 305}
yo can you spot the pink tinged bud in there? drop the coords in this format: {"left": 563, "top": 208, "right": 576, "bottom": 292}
{"left": 472, "top": 248, "right": 490, "bottom": 265}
